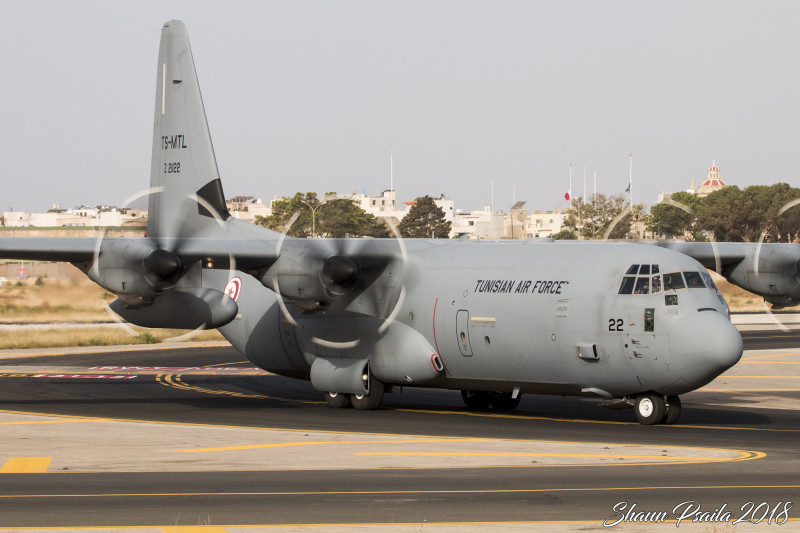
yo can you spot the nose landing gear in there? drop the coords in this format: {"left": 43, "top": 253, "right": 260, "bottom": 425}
{"left": 634, "top": 392, "right": 682, "bottom": 425}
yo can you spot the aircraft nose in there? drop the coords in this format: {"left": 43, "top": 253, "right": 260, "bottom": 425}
{"left": 668, "top": 310, "right": 743, "bottom": 390}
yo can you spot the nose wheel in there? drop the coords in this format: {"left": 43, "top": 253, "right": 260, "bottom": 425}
{"left": 634, "top": 393, "right": 665, "bottom": 424}
{"left": 634, "top": 393, "right": 681, "bottom": 425}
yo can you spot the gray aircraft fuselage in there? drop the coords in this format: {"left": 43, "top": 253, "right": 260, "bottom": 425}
{"left": 215, "top": 239, "right": 741, "bottom": 401}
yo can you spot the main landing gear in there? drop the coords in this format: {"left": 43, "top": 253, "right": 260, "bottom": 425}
{"left": 323, "top": 369, "right": 386, "bottom": 410}
{"left": 634, "top": 392, "right": 682, "bottom": 425}
{"left": 461, "top": 390, "right": 522, "bottom": 411}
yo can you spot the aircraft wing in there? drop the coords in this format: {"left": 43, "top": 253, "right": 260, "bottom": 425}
{"left": 0, "top": 237, "right": 278, "bottom": 271}
{"left": 0, "top": 237, "right": 96, "bottom": 263}
{"left": 652, "top": 242, "right": 749, "bottom": 271}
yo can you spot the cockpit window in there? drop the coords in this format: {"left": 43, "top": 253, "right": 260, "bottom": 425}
{"left": 619, "top": 264, "right": 660, "bottom": 295}
{"left": 701, "top": 271, "right": 719, "bottom": 293}
{"left": 618, "top": 276, "right": 636, "bottom": 294}
{"left": 684, "top": 271, "right": 706, "bottom": 288}
{"left": 651, "top": 275, "right": 662, "bottom": 294}
{"left": 634, "top": 277, "right": 650, "bottom": 294}
{"left": 664, "top": 272, "right": 686, "bottom": 290}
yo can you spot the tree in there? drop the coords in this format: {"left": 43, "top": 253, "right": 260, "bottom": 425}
{"left": 646, "top": 191, "right": 706, "bottom": 240}
{"left": 691, "top": 183, "right": 800, "bottom": 242}
{"left": 552, "top": 229, "right": 578, "bottom": 240}
{"left": 692, "top": 186, "right": 742, "bottom": 241}
{"left": 254, "top": 192, "right": 391, "bottom": 238}
{"left": 255, "top": 192, "right": 319, "bottom": 237}
{"left": 315, "top": 199, "right": 391, "bottom": 238}
{"left": 562, "top": 193, "right": 645, "bottom": 240}
{"left": 750, "top": 183, "right": 800, "bottom": 242}
{"left": 398, "top": 196, "right": 452, "bottom": 238}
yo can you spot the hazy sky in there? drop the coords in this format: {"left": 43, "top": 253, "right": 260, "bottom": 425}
{"left": 2, "top": 1, "right": 798, "bottom": 214}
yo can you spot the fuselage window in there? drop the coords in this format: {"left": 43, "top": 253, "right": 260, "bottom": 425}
{"left": 652, "top": 265, "right": 660, "bottom": 274}
{"left": 639, "top": 264, "right": 651, "bottom": 275}
{"left": 626, "top": 265, "right": 640, "bottom": 275}
{"left": 644, "top": 308, "right": 655, "bottom": 332}
{"left": 634, "top": 277, "right": 650, "bottom": 294}
{"left": 665, "top": 294, "right": 678, "bottom": 306}
{"left": 664, "top": 273, "right": 686, "bottom": 290}
{"left": 619, "top": 276, "right": 636, "bottom": 294}
{"left": 651, "top": 275, "right": 662, "bottom": 293}
{"left": 684, "top": 271, "right": 706, "bottom": 288}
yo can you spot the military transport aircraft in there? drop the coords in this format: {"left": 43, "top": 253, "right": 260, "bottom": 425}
{"left": 0, "top": 20, "right": 745, "bottom": 425}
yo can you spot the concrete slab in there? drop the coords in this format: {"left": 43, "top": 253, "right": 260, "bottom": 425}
{"left": 0, "top": 410, "right": 751, "bottom": 473}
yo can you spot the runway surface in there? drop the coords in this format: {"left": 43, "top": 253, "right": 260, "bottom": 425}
{"left": 0, "top": 329, "right": 798, "bottom": 531}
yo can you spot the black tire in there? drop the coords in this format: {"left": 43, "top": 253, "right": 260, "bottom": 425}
{"left": 461, "top": 390, "right": 493, "bottom": 410}
{"left": 634, "top": 393, "right": 666, "bottom": 425}
{"left": 324, "top": 391, "right": 352, "bottom": 408}
{"left": 351, "top": 377, "right": 385, "bottom": 410}
{"left": 491, "top": 392, "right": 522, "bottom": 411}
{"left": 663, "top": 395, "right": 682, "bottom": 425}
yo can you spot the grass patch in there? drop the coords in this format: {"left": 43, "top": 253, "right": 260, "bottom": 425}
{"left": 0, "top": 277, "right": 122, "bottom": 323}
{"left": 0, "top": 327, "right": 225, "bottom": 349}
{"left": 0, "top": 273, "right": 227, "bottom": 348}
{"left": 713, "top": 272, "right": 767, "bottom": 312}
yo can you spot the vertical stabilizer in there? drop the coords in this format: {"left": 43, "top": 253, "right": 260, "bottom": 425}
{"left": 148, "top": 20, "right": 230, "bottom": 241}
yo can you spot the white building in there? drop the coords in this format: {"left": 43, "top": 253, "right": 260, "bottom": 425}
{"left": 526, "top": 208, "right": 567, "bottom": 238}
{"left": 227, "top": 196, "right": 271, "bottom": 222}
{"left": 351, "top": 190, "right": 406, "bottom": 220}
{"left": 452, "top": 206, "right": 506, "bottom": 239}
{"left": 2, "top": 206, "right": 145, "bottom": 228}
{"left": 2, "top": 211, "right": 30, "bottom": 227}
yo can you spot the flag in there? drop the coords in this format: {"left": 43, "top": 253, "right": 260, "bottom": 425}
{"left": 565, "top": 192, "right": 571, "bottom": 201}
{"left": 625, "top": 183, "right": 630, "bottom": 193}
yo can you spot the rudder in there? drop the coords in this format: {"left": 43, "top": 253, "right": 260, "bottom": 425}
{"left": 147, "top": 20, "right": 231, "bottom": 241}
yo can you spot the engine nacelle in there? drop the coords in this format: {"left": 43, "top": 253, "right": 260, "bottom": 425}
{"left": 110, "top": 288, "right": 237, "bottom": 329}
{"left": 299, "top": 317, "right": 445, "bottom": 386}
{"left": 81, "top": 239, "right": 187, "bottom": 306}
{"left": 310, "top": 357, "right": 369, "bottom": 395}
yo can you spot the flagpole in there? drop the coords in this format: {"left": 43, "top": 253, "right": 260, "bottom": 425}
{"left": 583, "top": 166, "right": 587, "bottom": 203}
{"left": 629, "top": 153, "right": 633, "bottom": 209}
{"left": 569, "top": 163, "right": 572, "bottom": 204}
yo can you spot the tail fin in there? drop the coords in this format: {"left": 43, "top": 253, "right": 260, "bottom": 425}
{"left": 147, "top": 20, "right": 231, "bottom": 240}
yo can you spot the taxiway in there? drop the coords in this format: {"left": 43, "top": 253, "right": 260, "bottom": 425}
{"left": 0, "top": 329, "right": 798, "bottom": 531}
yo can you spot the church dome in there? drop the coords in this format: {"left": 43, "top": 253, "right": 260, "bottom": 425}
{"left": 696, "top": 160, "right": 727, "bottom": 197}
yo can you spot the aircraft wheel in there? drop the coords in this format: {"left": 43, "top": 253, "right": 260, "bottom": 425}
{"left": 491, "top": 392, "right": 522, "bottom": 411}
{"left": 634, "top": 393, "right": 666, "bottom": 425}
{"left": 461, "top": 390, "right": 493, "bottom": 410}
{"left": 324, "top": 391, "right": 352, "bottom": 408}
{"left": 663, "top": 395, "right": 682, "bottom": 425}
{"left": 351, "top": 378, "right": 385, "bottom": 410}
